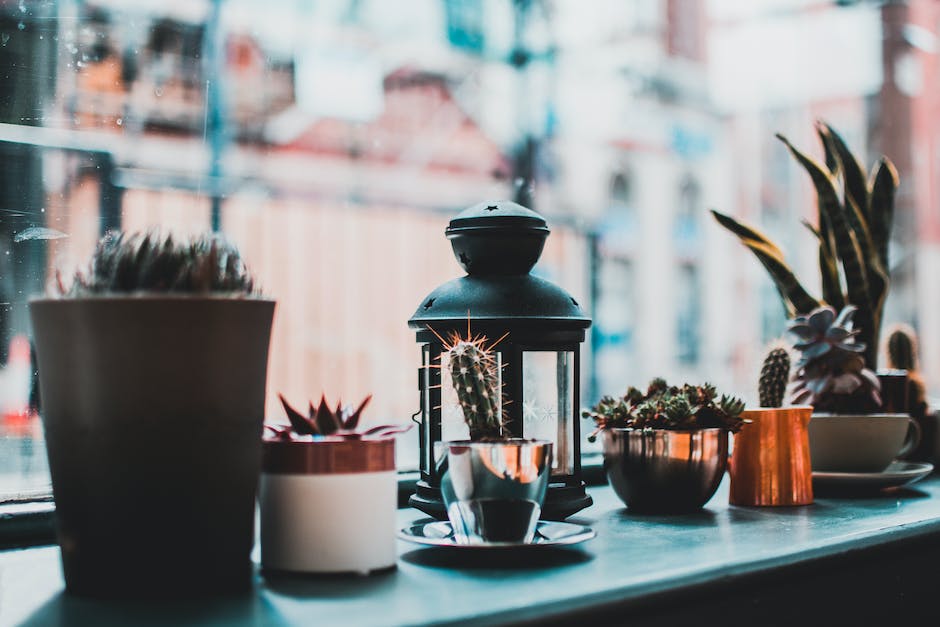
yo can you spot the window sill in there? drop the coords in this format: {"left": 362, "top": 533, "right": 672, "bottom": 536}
{"left": 0, "top": 456, "right": 608, "bottom": 550}
{"left": 4, "top": 473, "right": 940, "bottom": 625}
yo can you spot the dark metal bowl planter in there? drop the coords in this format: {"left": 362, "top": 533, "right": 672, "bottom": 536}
{"left": 602, "top": 427, "right": 728, "bottom": 513}
{"left": 585, "top": 379, "right": 746, "bottom": 514}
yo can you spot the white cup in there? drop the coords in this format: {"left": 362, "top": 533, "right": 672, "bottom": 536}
{"left": 808, "top": 413, "right": 921, "bottom": 473}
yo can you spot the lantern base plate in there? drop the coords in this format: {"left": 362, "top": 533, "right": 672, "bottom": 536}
{"left": 409, "top": 480, "right": 592, "bottom": 521}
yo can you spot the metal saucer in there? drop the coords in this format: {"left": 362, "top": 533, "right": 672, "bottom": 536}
{"left": 398, "top": 520, "right": 595, "bottom": 549}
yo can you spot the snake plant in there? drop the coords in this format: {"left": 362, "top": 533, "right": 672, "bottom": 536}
{"left": 711, "top": 122, "right": 898, "bottom": 371}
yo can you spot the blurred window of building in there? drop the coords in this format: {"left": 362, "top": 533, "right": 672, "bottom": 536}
{"left": 676, "top": 262, "right": 702, "bottom": 366}
{"left": 1, "top": 0, "right": 938, "bottom": 502}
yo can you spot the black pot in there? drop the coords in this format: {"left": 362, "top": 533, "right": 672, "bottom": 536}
{"left": 29, "top": 296, "right": 275, "bottom": 599}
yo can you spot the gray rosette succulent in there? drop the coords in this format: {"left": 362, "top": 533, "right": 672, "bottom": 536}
{"left": 787, "top": 305, "right": 881, "bottom": 413}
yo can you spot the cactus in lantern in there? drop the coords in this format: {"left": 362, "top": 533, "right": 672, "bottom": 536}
{"left": 447, "top": 336, "right": 505, "bottom": 441}
{"left": 712, "top": 121, "right": 898, "bottom": 372}
{"left": 758, "top": 345, "right": 791, "bottom": 408}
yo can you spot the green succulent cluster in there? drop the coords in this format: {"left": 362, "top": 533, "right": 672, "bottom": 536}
{"left": 582, "top": 378, "right": 747, "bottom": 442}
{"left": 712, "top": 122, "right": 898, "bottom": 372}
{"left": 60, "top": 230, "right": 258, "bottom": 296}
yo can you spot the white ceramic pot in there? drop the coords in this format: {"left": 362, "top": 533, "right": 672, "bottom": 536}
{"left": 808, "top": 413, "right": 921, "bottom": 473}
{"left": 260, "top": 436, "right": 397, "bottom": 575}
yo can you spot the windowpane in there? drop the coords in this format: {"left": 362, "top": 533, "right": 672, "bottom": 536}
{"left": 3, "top": 0, "right": 939, "bottom": 501}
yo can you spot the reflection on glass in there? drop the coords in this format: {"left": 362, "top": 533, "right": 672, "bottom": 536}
{"left": 523, "top": 351, "right": 574, "bottom": 475}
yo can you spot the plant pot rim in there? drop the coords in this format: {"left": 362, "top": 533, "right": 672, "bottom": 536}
{"left": 29, "top": 294, "right": 274, "bottom": 304}
{"left": 601, "top": 426, "right": 728, "bottom": 434}
{"left": 443, "top": 438, "right": 552, "bottom": 447}
{"left": 263, "top": 434, "right": 398, "bottom": 445}
{"left": 744, "top": 405, "right": 814, "bottom": 412}
{"left": 262, "top": 436, "right": 394, "bottom": 475}
{"left": 810, "top": 412, "right": 911, "bottom": 419}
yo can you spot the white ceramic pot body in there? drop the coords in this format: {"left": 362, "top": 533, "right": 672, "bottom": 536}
{"left": 808, "top": 413, "right": 921, "bottom": 473}
{"left": 260, "top": 437, "right": 397, "bottom": 575}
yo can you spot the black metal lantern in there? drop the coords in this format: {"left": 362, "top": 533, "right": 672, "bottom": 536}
{"left": 408, "top": 200, "right": 593, "bottom": 521}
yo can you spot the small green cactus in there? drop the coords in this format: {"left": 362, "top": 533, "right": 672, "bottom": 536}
{"left": 59, "top": 230, "right": 258, "bottom": 296}
{"left": 886, "top": 324, "right": 918, "bottom": 371}
{"left": 884, "top": 323, "right": 929, "bottom": 420}
{"left": 446, "top": 334, "right": 505, "bottom": 441}
{"left": 758, "top": 345, "right": 791, "bottom": 408}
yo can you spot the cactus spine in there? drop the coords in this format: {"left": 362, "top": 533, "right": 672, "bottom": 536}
{"left": 758, "top": 346, "right": 790, "bottom": 408}
{"left": 448, "top": 338, "right": 503, "bottom": 440}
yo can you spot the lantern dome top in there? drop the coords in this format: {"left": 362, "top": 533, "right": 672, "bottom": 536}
{"left": 410, "top": 201, "right": 591, "bottom": 333}
{"left": 445, "top": 200, "right": 549, "bottom": 275}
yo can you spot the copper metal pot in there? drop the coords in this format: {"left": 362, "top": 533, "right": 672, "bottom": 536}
{"left": 729, "top": 407, "right": 814, "bottom": 507}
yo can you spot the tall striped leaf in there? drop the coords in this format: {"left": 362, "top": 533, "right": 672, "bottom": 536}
{"left": 821, "top": 122, "right": 869, "bottom": 226}
{"left": 868, "top": 157, "right": 898, "bottom": 271}
{"left": 776, "top": 134, "right": 871, "bottom": 311}
{"left": 816, "top": 124, "right": 839, "bottom": 175}
{"left": 709, "top": 210, "right": 784, "bottom": 257}
{"left": 741, "top": 240, "right": 820, "bottom": 316}
{"left": 711, "top": 209, "right": 820, "bottom": 316}
{"left": 802, "top": 219, "right": 844, "bottom": 310}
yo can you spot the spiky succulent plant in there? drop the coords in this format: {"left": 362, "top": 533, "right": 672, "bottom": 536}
{"left": 442, "top": 331, "right": 508, "bottom": 441}
{"left": 582, "top": 378, "right": 747, "bottom": 442}
{"left": 58, "top": 230, "right": 258, "bottom": 296}
{"left": 759, "top": 345, "right": 791, "bottom": 408}
{"left": 787, "top": 305, "right": 881, "bottom": 413}
{"left": 268, "top": 394, "right": 412, "bottom": 440}
{"left": 712, "top": 122, "right": 897, "bottom": 372}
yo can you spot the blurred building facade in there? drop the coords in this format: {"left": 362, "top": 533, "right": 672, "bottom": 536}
{"left": 1, "top": 0, "right": 938, "bottom": 479}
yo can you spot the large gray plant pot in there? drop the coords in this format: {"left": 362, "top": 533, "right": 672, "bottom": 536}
{"left": 29, "top": 296, "right": 276, "bottom": 599}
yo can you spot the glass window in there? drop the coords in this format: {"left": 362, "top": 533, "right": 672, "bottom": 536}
{"left": 2, "top": 0, "right": 938, "bottom": 501}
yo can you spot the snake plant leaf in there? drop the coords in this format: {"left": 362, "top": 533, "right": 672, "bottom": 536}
{"left": 709, "top": 210, "right": 784, "bottom": 258}
{"left": 801, "top": 219, "right": 844, "bottom": 310}
{"left": 711, "top": 209, "right": 820, "bottom": 315}
{"left": 741, "top": 239, "right": 820, "bottom": 316}
{"left": 816, "top": 123, "right": 839, "bottom": 174}
{"left": 869, "top": 157, "right": 899, "bottom": 271}
{"left": 776, "top": 133, "right": 871, "bottom": 317}
{"left": 820, "top": 122, "right": 869, "bottom": 226}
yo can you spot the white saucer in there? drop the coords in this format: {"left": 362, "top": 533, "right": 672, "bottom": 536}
{"left": 398, "top": 520, "right": 596, "bottom": 549}
{"left": 812, "top": 460, "right": 934, "bottom": 492}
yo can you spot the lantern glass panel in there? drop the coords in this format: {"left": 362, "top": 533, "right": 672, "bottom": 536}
{"left": 522, "top": 350, "right": 574, "bottom": 475}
